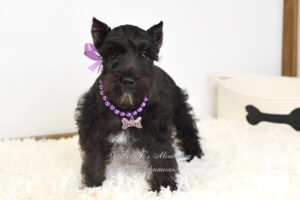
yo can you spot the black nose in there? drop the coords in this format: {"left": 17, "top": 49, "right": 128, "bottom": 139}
{"left": 121, "top": 76, "right": 135, "bottom": 86}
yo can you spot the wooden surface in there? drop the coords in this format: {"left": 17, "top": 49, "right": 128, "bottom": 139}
{"left": 282, "top": 0, "right": 298, "bottom": 77}
{"left": 19, "top": 132, "right": 78, "bottom": 141}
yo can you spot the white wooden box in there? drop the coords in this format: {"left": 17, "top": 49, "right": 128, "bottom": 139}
{"left": 212, "top": 72, "right": 300, "bottom": 132}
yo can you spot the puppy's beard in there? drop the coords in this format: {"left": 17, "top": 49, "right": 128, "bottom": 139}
{"left": 120, "top": 92, "right": 134, "bottom": 105}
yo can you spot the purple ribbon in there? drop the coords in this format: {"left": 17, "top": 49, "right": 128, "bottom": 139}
{"left": 84, "top": 43, "right": 103, "bottom": 72}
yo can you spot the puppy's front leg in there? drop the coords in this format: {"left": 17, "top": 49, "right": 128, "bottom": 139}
{"left": 80, "top": 136, "right": 112, "bottom": 187}
{"left": 173, "top": 87, "right": 204, "bottom": 162}
{"left": 144, "top": 140, "right": 178, "bottom": 192}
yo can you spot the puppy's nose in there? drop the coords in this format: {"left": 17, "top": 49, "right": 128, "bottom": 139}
{"left": 121, "top": 76, "right": 135, "bottom": 86}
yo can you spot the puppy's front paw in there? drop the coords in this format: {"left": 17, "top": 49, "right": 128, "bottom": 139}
{"left": 185, "top": 143, "right": 204, "bottom": 162}
{"left": 150, "top": 175, "right": 178, "bottom": 193}
{"left": 151, "top": 181, "right": 178, "bottom": 193}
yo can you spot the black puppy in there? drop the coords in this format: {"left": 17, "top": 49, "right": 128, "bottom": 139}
{"left": 76, "top": 18, "right": 203, "bottom": 192}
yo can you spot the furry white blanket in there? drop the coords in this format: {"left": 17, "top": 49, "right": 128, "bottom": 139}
{"left": 0, "top": 119, "right": 299, "bottom": 200}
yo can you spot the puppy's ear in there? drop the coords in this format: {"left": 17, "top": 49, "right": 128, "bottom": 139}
{"left": 147, "top": 21, "right": 163, "bottom": 50}
{"left": 91, "top": 17, "right": 111, "bottom": 49}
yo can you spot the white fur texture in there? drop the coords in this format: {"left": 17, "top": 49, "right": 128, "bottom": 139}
{"left": 0, "top": 119, "right": 299, "bottom": 200}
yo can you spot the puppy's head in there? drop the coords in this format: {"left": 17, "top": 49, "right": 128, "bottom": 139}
{"left": 91, "top": 18, "right": 163, "bottom": 110}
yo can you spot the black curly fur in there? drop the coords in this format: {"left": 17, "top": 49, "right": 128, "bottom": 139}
{"left": 75, "top": 18, "right": 204, "bottom": 192}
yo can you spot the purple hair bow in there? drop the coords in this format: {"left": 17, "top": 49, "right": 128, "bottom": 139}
{"left": 84, "top": 43, "right": 103, "bottom": 72}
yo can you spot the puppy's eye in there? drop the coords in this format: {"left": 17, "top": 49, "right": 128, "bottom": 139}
{"left": 109, "top": 51, "right": 118, "bottom": 59}
{"left": 140, "top": 51, "right": 149, "bottom": 59}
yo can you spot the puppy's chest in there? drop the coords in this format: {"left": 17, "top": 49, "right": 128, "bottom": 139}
{"left": 107, "top": 131, "right": 148, "bottom": 164}
{"left": 107, "top": 131, "right": 135, "bottom": 154}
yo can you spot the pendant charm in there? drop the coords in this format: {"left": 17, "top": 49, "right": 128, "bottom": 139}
{"left": 121, "top": 117, "right": 143, "bottom": 130}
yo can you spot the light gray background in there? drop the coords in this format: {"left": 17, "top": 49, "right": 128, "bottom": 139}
{"left": 0, "top": 0, "right": 283, "bottom": 138}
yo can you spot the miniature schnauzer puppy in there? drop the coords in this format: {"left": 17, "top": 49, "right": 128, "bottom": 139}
{"left": 76, "top": 17, "right": 204, "bottom": 192}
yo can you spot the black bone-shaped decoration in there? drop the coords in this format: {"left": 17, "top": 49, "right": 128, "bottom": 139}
{"left": 245, "top": 105, "right": 300, "bottom": 131}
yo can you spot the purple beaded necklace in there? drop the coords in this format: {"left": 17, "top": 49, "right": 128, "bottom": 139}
{"left": 99, "top": 80, "right": 148, "bottom": 130}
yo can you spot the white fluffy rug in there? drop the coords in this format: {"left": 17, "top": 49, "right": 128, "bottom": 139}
{"left": 0, "top": 119, "right": 300, "bottom": 200}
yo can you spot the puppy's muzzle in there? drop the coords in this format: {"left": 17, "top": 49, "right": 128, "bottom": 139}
{"left": 121, "top": 76, "right": 135, "bottom": 87}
